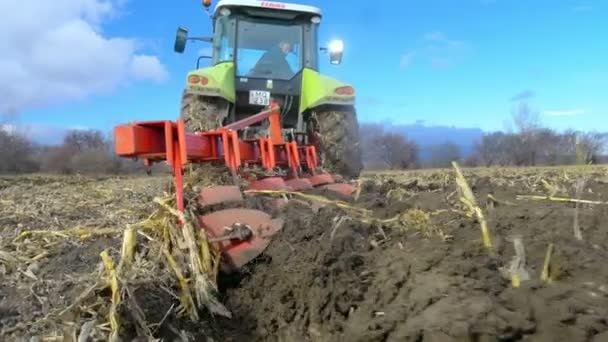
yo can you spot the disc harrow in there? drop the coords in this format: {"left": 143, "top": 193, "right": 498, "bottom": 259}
{"left": 114, "top": 103, "right": 356, "bottom": 272}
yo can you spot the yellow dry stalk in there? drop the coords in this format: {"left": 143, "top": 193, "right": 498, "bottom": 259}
{"left": 540, "top": 243, "right": 554, "bottom": 283}
{"left": 511, "top": 274, "right": 521, "bottom": 288}
{"left": 400, "top": 209, "right": 431, "bottom": 233}
{"left": 100, "top": 250, "right": 121, "bottom": 342}
{"left": 541, "top": 179, "right": 558, "bottom": 198}
{"left": 353, "top": 178, "right": 363, "bottom": 202}
{"left": 244, "top": 189, "right": 371, "bottom": 216}
{"left": 516, "top": 195, "right": 605, "bottom": 205}
{"left": 198, "top": 227, "right": 215, "bottom": 276}
{"left": 386, "top": 188, "right": 408, "bottom": 202}
{"left": 162, "top": 248, "right": 198, "bottom": 321}
{"left": 117, "top": 228, "right": 136, "bottom": 273}
{"left": 14, "top": 227, "right": 126, "bottom": 243}
{"left": 452, "top": 162, "right": 493, "bottom": 250}
{"left": 181, "top": 213, "right": 231, "bottom": 318}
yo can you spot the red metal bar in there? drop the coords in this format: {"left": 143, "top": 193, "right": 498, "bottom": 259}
{"left": 268, "top": 103, "right": 283, "bottom": 145}
{"left": 113, "top": 104, "right": 325, "bottom": 215}
{"left": 222, "top": 104, "right": 278, "bottom": 131}
{"left": 173, "top": 141, "right": 184, "bottom": 214}
{"left": 286, "top": 142, "right": 300, "bottom": 178}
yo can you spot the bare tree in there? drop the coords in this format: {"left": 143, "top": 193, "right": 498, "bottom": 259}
{"left": 576, "top": 132, "right": 608, "bottom": 164}
{"left": 374, "top": 132, "right": 419, "bottom": 169}
{"left": 428, "top": 141, "right": 461, "bottom": 168}
{"left": 0, "top": 115, "right": 39, "bottom": 173}
{"left": 359, "top": 124, "right": 419, "bottom": 169}
{"left": 512, "top": 102, "right": 541, "bottom": 134}
{"left": 63, "top": 129, "right": 106, "bottom": 152}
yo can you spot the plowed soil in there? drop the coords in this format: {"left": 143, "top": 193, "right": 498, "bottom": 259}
{"left": 2, "top": 167, "right": 608, "bottom": 341}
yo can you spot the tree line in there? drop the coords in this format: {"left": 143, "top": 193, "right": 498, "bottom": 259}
{"left": 0, "top": 126, "right": 151, "bottom": 174}
{"left": 1, "top": 103, "right": 606, "bottom": 174}
{"left": 360, "top": 103, "right": 607, "bottom": 169}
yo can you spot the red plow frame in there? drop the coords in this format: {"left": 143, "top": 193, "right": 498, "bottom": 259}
{"left": 113, "top": 103, "right": 354, "bottom": 271}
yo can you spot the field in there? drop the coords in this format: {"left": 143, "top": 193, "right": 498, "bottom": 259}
{"left": 1, "top": 166, "right": 608, "bottom": 341}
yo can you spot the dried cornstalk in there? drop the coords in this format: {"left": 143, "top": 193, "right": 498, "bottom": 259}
{"left": 100, "top": 250, "right": 121, "bottom": 342}
{"left": 452, "top": 162, "right": 492, "bottom": 249}
{"left": 516, "top": 195, "right": 604, "bottom": 205}
{"left": 162, "top": 248, "right": 198, "bottom": 320}
{"left": 508, "top": 236, "right": 530, "bottom": 288}
{"left": 540, "top": 243, "right": 554, "bottom": 282}
{"left": 573, "top": 179, "right": 585, "bottom": 241}
{"left": 117, "top": 228, "right": 136, "bottom": 272}
{"left": 153, "top": 197, "right": 230, "bottom": 318}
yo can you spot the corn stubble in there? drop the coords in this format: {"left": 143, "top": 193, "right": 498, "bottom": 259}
{"left": 0, "top": 174, "right": 231, "bottom": 341}
{"left": 2, "top": 166, "right": 607, "bottom": 339}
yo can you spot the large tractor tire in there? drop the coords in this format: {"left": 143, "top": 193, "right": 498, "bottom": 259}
{"left": 180, "top": 92, "right": 227, "bottom": 132}
{"left": 180, "top": 92, "right": 234, "bottom": 186}
{"left": 314, "top": 108, "right": 363, "bottom": 179}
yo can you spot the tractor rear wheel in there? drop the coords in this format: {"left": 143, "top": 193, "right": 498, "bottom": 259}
{"left": 180, "top": 92, "right": 228, "bottom": 132}
{"left": 180, "top": 92, "right": 234, "bottom": 186}
{"left": 313, "top": 108, "right": 363, "bottom": 179}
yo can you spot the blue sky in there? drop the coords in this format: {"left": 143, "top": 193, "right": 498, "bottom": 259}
{"left": 4, "top": 0, "right": 607, "bottom": 139}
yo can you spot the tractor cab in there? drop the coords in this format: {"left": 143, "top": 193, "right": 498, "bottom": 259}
{"left": 174, "top": 0, "right": 361, "bottom": 178}
{"left": 174, "top": 1, "right": 345, "bottom": 122}
{"left": 208, "top": 1, "right": 344, "bottom": 76}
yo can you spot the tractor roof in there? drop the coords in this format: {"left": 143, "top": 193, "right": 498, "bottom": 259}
{"left": 214, "top": 0, "right": 322, "bottom": 17}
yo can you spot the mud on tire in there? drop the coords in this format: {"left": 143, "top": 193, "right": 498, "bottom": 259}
{"left": 314, "top": 107, "right": 363, "bottom": 179}
{"left": 180, "top": 92, "right": 234, "bottom": 185}
{"left": 180, "top": 92, "right": 228, "bottom": 132}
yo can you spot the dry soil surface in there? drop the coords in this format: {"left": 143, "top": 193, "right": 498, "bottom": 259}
{"left": 1, "top": 167, "right": 608, "bottom": 341}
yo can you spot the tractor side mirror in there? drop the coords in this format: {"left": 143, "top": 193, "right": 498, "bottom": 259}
{"left": 174, "top": 26, "right": 188, "bottom": 53}
{"left": 328, "top": 40, "right": 344, "bottom": 65}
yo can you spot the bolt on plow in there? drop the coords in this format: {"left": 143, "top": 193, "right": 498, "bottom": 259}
{"left": 114, "top": 102, "right": 356, "bottom": 272}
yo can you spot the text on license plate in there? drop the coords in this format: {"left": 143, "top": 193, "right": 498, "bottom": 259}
{"left": 249, "top": 90, "right": 270, "bottom": 106}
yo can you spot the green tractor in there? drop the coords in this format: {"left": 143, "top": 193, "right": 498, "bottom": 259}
{"left": 174, "top": 0, "right": 362, "bottom": 178}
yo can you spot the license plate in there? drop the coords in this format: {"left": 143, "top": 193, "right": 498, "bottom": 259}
{"left": 249, "top": 90, "right": 270, "bottom": 106}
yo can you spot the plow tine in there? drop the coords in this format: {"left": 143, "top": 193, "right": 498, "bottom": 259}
{"left": 199, "top": 208, "right": 283, "bottom": 272}
{"left": 198, "top": 185, "right": 243, "bottom": 207}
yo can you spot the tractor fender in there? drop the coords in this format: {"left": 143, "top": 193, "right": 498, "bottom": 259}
{"left": 183, "top": 62, "right": 236, "bottom": 103}
{"left": 299, "top": 68, "right": 355, "bottom": 113}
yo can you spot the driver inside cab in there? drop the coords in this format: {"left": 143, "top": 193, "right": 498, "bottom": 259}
{"left": 251, "top": 40, "right": 295, "bottom": 79}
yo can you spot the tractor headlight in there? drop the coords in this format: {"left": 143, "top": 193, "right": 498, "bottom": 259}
{"left": 328, "top": 40, "right": 344, "bottom": 54}
{"left": 328, "top": 40, "right": 344, "bottom": 65}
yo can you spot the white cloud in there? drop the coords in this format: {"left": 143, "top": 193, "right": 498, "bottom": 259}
{"left": 129, "top": 55, "right": 169, "bottom": 82}
{"left": 543, "top": 109, "right": 586, "bottom": 117}
{"left": 400, "top": 52, "right": 416, "bottom": 69}
{"left": 0, "top": 0, "right": 169, "bottom": 114}
{"left": 0, "top": 122, "right": 83, "bottom": 145}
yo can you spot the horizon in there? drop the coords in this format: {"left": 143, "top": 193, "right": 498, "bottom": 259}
{"left": 1, "top": 0, "right": 607, "bottom": 140}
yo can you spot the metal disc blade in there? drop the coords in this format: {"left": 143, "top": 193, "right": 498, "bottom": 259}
{"left": 307, "top": 173, "right": 335, "bottom": 187}
{"left": 247, "top": 177, "right": 288, "bottom": 191}
{"left": 285, "top": 178, "right": 314, "bottom": 191}
{"left": 199, "top": 208, "right": 283, "bottom": 272}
